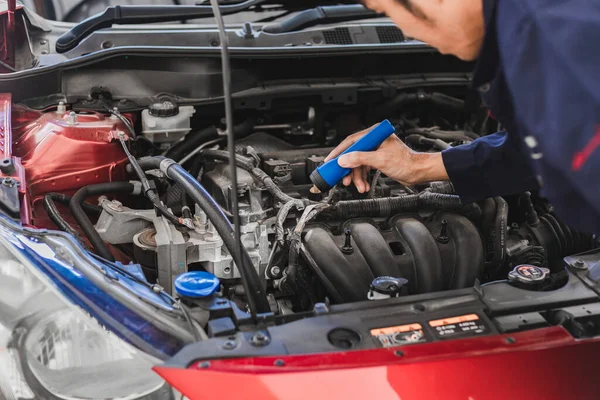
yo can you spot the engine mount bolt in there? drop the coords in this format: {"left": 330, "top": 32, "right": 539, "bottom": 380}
{"left": 107, "top": 200, "right": 123, "bottom": 212}
{"left": 341, "top": 228, "right": 354, "bottom": 255}
{"left": 2, "top": 177, "right": 15, "bottom": 187}
{"left": 250, "top": 331, "right": 270, "bottom": 347}
{"left": 437, "top": 220, "right": 449, "bottom": 244}
{"left": 271, "top": 266, "right": 281, "bottom": 276}
{"left": 222, "top": 340, "right": 237, "bottom": 350}
{"left": 57, "top": 101, "right": 67, "bottom": 113}
{"left": 573, "top": 259, "right": 587, "bottom": 269}
{"left": 67, "top": 111, "right": 78, "bottom": 125}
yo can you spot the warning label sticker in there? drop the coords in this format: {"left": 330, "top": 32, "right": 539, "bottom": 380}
{"left": 370, "top": 323, "right": 426, "bottom": 347}
{"left": 428, "top": 314, "right": 488, "bottom": 339}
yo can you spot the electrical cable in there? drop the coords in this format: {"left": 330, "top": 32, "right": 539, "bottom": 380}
{"left": 178, "top": 137, "right": 225, "bottom": 165}
{"left": 106, "top": 106, "right": 191, "bottom": 229}
{"left": 210, "top": 0, "right": 263, "bottom": 320}
{"left": 368, "top": 170, "right": 382, "bottom": 198}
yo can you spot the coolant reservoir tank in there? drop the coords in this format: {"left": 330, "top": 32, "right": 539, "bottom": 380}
{"left": 141, "top": 101, "right": 195, "bottom": 143}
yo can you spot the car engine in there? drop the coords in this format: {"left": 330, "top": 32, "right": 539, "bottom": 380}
{"left": 4, "top": 85, "right": 597, "bottom": 315}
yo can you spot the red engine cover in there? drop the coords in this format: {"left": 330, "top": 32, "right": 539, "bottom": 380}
{"left": 8, "top": 98, "right": 130, "bottom": 226}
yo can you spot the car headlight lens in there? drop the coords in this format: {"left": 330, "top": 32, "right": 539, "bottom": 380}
{"left": 0, "top": 233, "right": 171, "bottom": 399}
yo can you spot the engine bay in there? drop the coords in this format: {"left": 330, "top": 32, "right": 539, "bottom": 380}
{"left": 3, "top": 81, "right": 597, "bottom": 318}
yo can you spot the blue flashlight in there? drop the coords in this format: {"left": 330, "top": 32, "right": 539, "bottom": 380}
{"left": 310, "top": 120, "right": 396, "bottom": 192}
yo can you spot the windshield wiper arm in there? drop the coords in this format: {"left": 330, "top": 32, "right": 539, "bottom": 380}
{"left": 56, "top": 0, "right": 266, "bottom": 53}
{"left": 262, "top": 5, "right": 380, "bottom": 34}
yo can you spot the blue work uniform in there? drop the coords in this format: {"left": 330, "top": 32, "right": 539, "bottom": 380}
{"left": 442, "top": 0, "right": 600, "bottom": 233}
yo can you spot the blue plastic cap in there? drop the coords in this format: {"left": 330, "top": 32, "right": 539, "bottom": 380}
{"left": 174, "top": 271, "right": 220, "bottom": 298}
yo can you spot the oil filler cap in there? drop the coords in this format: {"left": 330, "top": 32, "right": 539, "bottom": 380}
{"left": 175, "top": 271, "right": 220, "bottom": 298}
{"left": 508, "top": 264, "right": 550, "bottom": 285}
{"left": 368, "top": 276, "right": 408, "bottom": 300}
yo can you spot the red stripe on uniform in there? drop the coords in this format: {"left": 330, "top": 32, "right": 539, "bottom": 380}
{"left": 572, "top": 126, "right": 600, "bottom": 171}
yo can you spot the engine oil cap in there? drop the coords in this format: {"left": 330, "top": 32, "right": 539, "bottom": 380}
{"left": 175, "top": 271, "right": 220, "bottom": 298}
{"left": 508, "top": 264, "right": 550, "bottom": 284}
{"left": 368, "top": 276, "right": 408, "bottom": 300}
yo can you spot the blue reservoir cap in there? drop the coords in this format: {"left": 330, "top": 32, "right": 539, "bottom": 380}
{"left": 174, "top": 271, "right": 220, "bottom": 298}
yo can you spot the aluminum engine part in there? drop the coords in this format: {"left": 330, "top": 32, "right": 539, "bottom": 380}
{"left": 94, "top": 199, "right": 269, "bottom": 292}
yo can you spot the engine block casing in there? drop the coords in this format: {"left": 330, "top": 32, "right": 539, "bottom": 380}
{"left": 302, "top": 213, "right": 485, "bottom": 303}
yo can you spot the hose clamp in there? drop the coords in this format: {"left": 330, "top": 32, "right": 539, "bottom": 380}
{"left": 129, "top": 180, "right": 143, "bottom": 196}
{"left": 159, "top": 158, "right": 177, "bottom": 177}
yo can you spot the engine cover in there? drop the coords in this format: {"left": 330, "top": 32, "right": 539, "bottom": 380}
{"left": 302, "top": 213, "right": 484, "bottom": 303}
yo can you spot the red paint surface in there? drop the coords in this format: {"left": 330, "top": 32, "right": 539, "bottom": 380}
{"left": 9, "top": 101, "right": 130, "bottom": 226}
{"left": 155, "top": 327, "right": 600, "bottom": 400}
{"left": 0, "top": 0, "right": 22, "bottom": 69}
{"left": 0, "top": 94, "right": 29, "bottom": 222}
{"left": 572, "top": 126, "right": 600, "bottom": 171}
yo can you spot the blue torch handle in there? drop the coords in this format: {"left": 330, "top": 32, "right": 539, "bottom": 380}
{"left": 311, "top": 120, "right": 396, "bottom": 191}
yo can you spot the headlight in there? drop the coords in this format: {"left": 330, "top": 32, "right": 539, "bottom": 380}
{"left": 0, "top": 232, "right": 172, "bottom": 399}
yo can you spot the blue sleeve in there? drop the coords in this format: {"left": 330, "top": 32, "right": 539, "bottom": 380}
{"left": 498, "top": 0, "right": 600, "bottom": 220}
{"left": 442, "top": 132, "right": 539, "bottom": 204}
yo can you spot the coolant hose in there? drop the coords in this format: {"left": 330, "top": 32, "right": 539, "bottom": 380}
{"left": 134, "top": 156, "right": 271, "bottom": 314}
{"left": 43, "top": 193, "right": 103, "bottom": 245}
{"left": 70, "top": 182, "right": 136, "bottom": 261}
{"left": 329, "top": 191, "right": 464, "bottom": 218}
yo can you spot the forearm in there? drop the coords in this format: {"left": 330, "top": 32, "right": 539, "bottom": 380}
{"left": 407, "top": 152, "right": 449, "bottom": 184}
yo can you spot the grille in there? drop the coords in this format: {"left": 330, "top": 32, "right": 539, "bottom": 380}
{"left": 323, "top": 28, "right": 353, "bottom": 45}
{"left": 376, "top": 26, "right": 405, "bottom": 43}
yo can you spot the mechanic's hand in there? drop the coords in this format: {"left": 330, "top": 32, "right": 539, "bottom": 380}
{"left": 325, "top": 126, "right": 450, "bottom": 193}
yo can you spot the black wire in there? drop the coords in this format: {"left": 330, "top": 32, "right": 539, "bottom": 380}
{"left": 105, "top": 105, "right": 188, "bottom": 228}
{"left": 210, "top": 0, "right": 259, "bottom": 319}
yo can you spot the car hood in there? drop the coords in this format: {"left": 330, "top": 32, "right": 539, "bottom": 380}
{"left": 155, "top": 326, "right": 600, "bottom": 400}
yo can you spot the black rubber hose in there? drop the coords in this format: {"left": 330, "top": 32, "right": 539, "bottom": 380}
{"left": 134, "top": 157, "right": 271, "bottom": 314}
{"left": 329, "top": 191, "right": 463, "bottom": 219}
{"left": 165, "top": 119, "right": 256, "bottom": 162}
{"left": 405, "top": 128, "right": 477, "bottom": 142}
{"left": 70, "top": 182, "right": 135, "bottom": 261}
{"left": 380, "top": 92, "right": 465, "bottom": 116}
{"left": 43, "top": 195, "right": 84, "bottom": 242}
{"left": 492, "top": 197, "right": 509, "bottom": 271}
{"left": 405, "top": 134, "right": 451, "bottom": 150}
{"left": 44, "top": 192, "right": 102, "bottom": 215}
{"left": 429, "top": 92, "right": 466, "bottom": 111}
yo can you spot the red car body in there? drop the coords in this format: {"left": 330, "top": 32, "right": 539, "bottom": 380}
{"left": 2, "top": 5, "right": 600, "bottom": 400}
{"left": 155, "top": 326, "right": 600, "bottom": 400}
